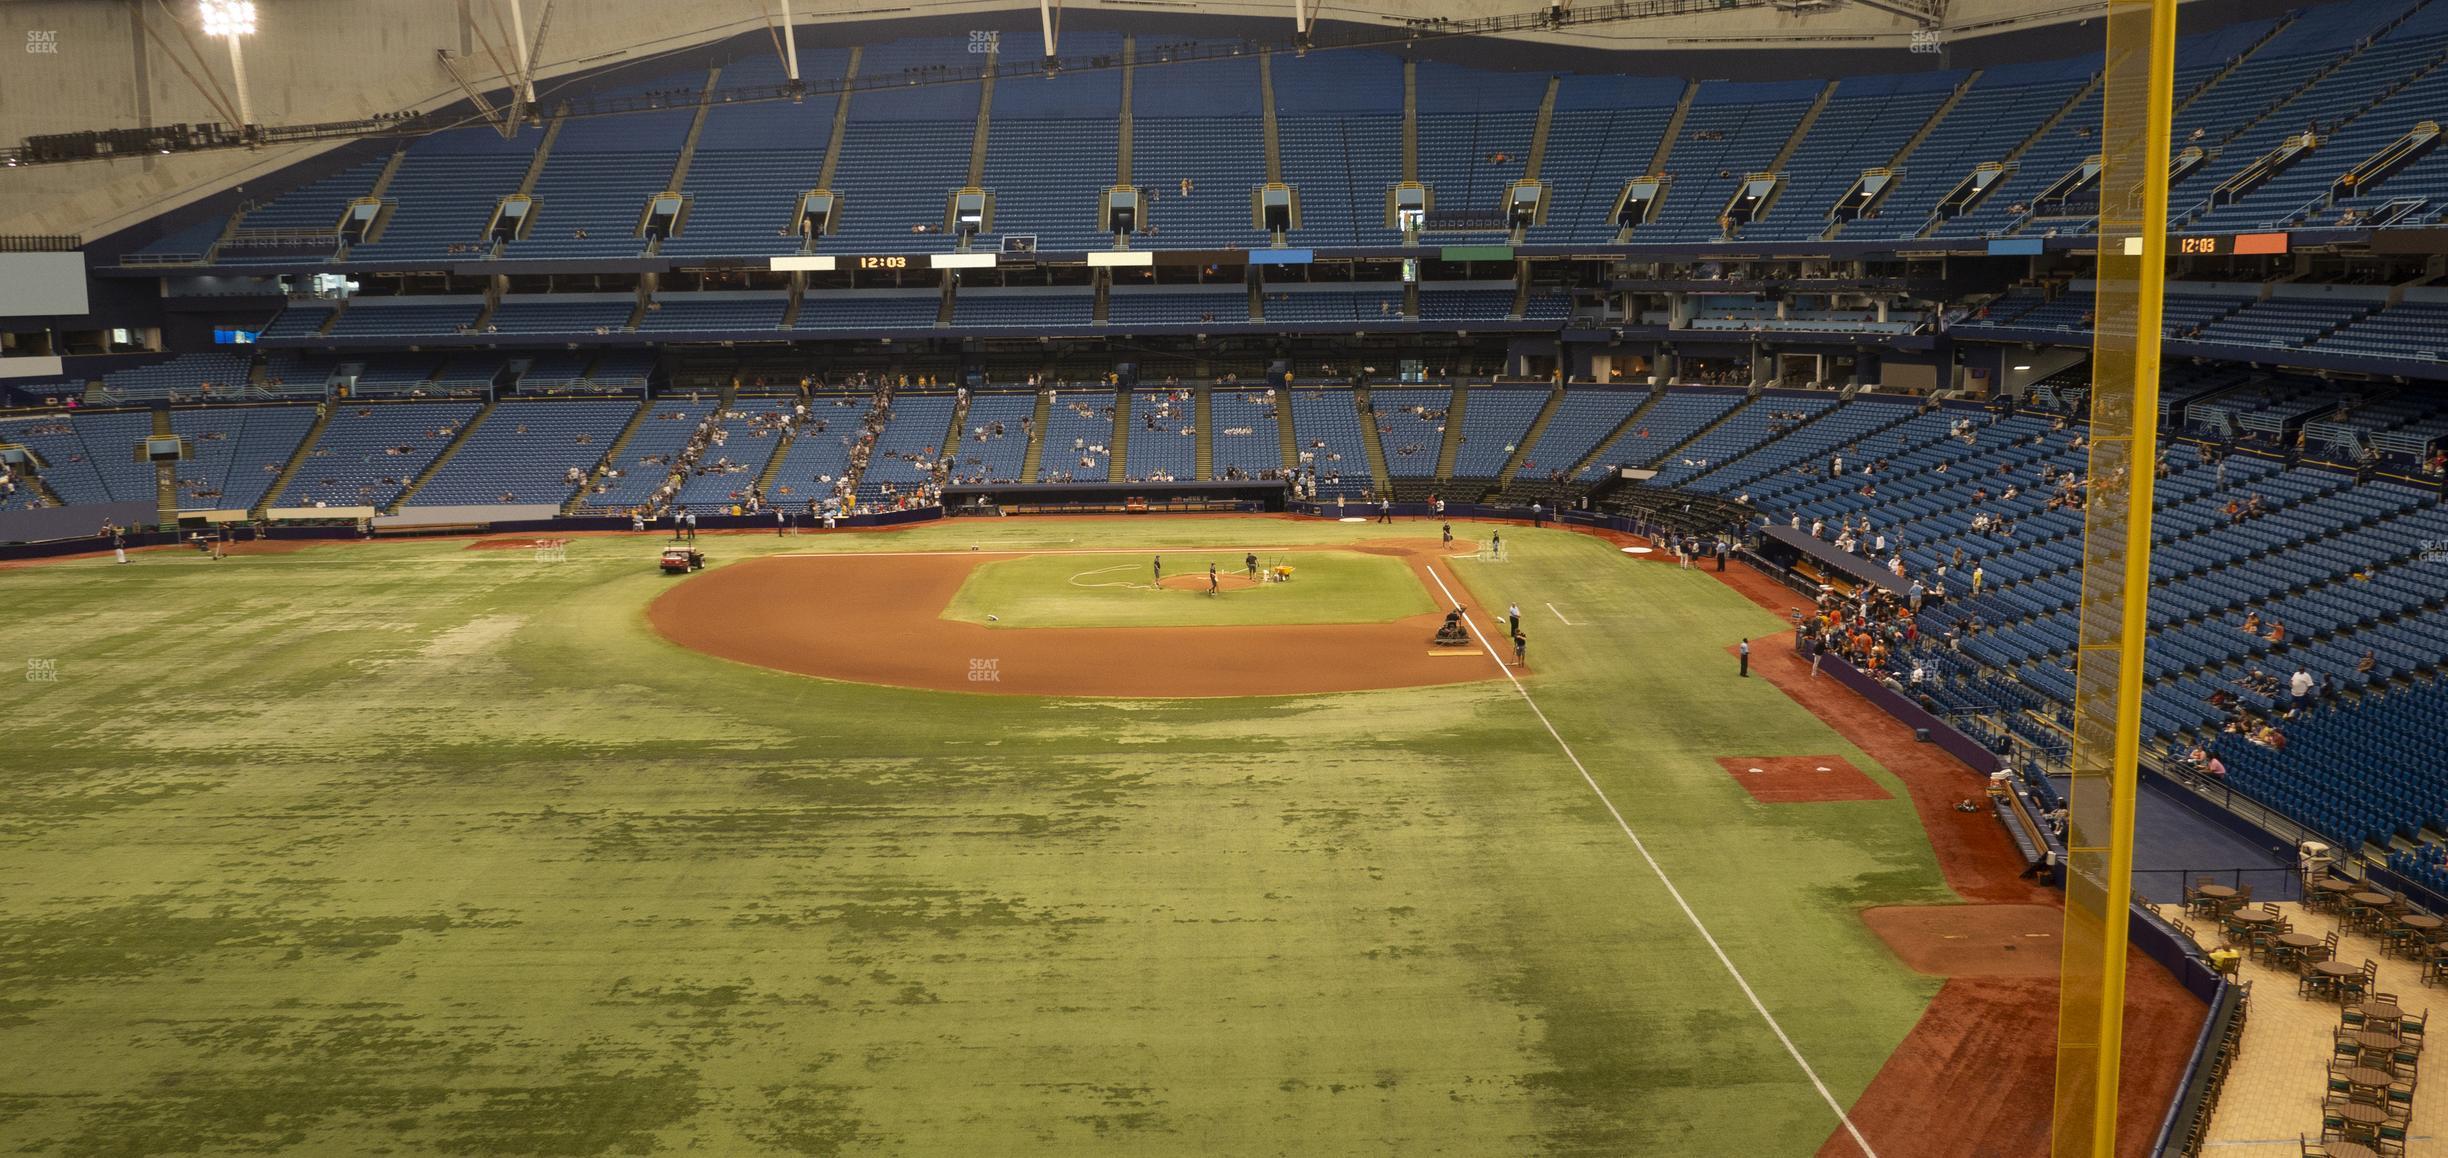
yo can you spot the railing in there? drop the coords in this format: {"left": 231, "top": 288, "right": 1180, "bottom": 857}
{"left": 0, "top": 235, "right": 81, "bottom": 252}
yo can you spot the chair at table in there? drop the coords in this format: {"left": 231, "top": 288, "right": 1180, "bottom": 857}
{"left": 2340, "top": 961, "right": 2381, "bottom": 1006}
{"left": 2399, "top": 1008, "right": 2427, "bottom": 1045}
{"left": 2301, "top": 1133, "right": 2330, "bottom": 1157}
{"left": 2306, "top": 967, "right": 2342, "bottom": 1001}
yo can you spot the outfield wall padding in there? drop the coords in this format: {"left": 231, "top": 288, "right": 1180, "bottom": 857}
{"left": 0, "top": 499, "right": 157, "bottom": 544}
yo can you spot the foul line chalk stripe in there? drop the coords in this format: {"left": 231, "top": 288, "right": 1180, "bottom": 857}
{"left": 1422, "top": 560, "right": 1878, "bottom": 1158}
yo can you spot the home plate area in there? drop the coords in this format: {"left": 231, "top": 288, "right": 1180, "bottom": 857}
{"left": 1714, "top": 754, "right": 1892, "bottom": 804}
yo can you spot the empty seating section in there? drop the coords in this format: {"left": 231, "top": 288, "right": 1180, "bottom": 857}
{"left": 1645, "top": 81, "right": 1823, "bottom": 242}
{"left": 237, "top": 158, "right": 386, "bottom": 237}
{"left": 672, "top": 400, "right": 792, "bottom": 508}
{"left": 1037, "top": 391, "right": 1116, "bottom": 482}
{"left": 825, "top": 100, "right": 976, "bottom": 252}
{"left": 329, "top": 299, "right": 481, "bottom": 338}
{"left": 507, "top": 98, "right": 697, "bottom": 260}
{"left": 1369, "top": 388, "right": 1451, "bottom": 478}
{"left": 2190, "top": 3, "right": 2448, "bottom": 229}
{"left": 1516, "top": 389, "right": 1649, "bottom": 482}
{"left": 100, "top": 353, "right": 253, "bottom": 402}
{"left": 2195, "top": 296, "right": 2367, "bottom": 348}
{"left": 2317, "top": 299, "right": 2448, "bottom": 361}
{"left": 982, "top": 44, "right": 1122, "bottom": 253}
{"left": 860, "top": 393, "right": 959, "bottom": 500}
{"left": 639, "top": 295, "right": 787, "bottom": 333}
{"left": 260, "top": 352, "right": 335, "bottom": 395}
{"left": 1273, "top": 51, "right": 1403, "bottom": 247}
{"left": 1743, "top": 74, "right": 1957, "bottom": 241}
{"left": 113, "top": 0, "right": 2448, "bottom": 270}
{"left": 2175, "top": 1, "right": 2423, "bottom": 221}
{"left": 1601, "top": 389, "right": 1746, "bottom": 470}
{"left": 1286, "top": 389, "right": 1369, "bottom": 497}
{"left": 484, "top": 296, "right": 629, "bottom": 336}
{"left": 262, "top": 303, "right": 336, "bottom": 340}
{"left": 279, "top": 400, "right": 481, "bottom": 509}
{"left": 584, "top": 351, "right": 656, "bottom": 390}
{"left": 1131, "top": 50, "right": 1266, "bottom": 248}
{"left": 131, "top": 217, "right": 230, "bottom": 263}
{"left": 1125, "top": 389, "right": 1198, "bottom": 481}
{"left": 1449, "top": 389, "right": 1546, "bottom": 478}
{"left": 1530, "top": 76, "right": 1684, "bottom": 245}
{"left": 432, "top": 356, "right": 507, "bottom": 393}
{"left": 665, "top": 55, "right": 846, "bottom": 259}
{"left": 348, "top": 127, "right": 542, "bottom": 262}
{"left": 1646, "top": 394, "right": 1834, "bottom": 487}
{"left": 1263, "top": 287, "right": 1404, "bottom": 324}
{"left": 1414, "top": 63, "right": 1546, "bottom": 233}
{"left": 1209, "top": 389, "right": 1284, "bottom": 478}
{"left": 953, "top": 293, "right": 1094, "bottom": 329}
{"left": 1693, "top": 396, "right": 1914, "bottom": 496}
{"left": 407, "top": 399, "right": 638, "bottom": 506}
{"left": 1845, "top": 61, "right": 2093, "bottom": 240}
{"left": 352, "top": 356, "right": 439, "bottom": 394}
{"left": 947, "top": 393, "right": 1036, "bottom": 484}
{"left": 1933, "top": 82, "right": 2102, "bottom": 238}
{"left": 1108, "top": 289, "right": 1246, "bottom": 327}
{"left": 166, "top": 406, "right": 317, "bottom": 511}
{"left": 1419, "top": 288, "right": 1516, "bottom": 321}
{"left": 793, "top": 293, "right": 940, "bottom": 331}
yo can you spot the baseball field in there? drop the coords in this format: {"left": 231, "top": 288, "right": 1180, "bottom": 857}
{"left": 0, "top": 516, "right": 2188, "bottom": 1155}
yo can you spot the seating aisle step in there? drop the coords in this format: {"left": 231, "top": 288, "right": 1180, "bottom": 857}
{"left": 256, "top": 403, "right": 334, "bottom": 517}
{"left": 389, "top": 395, "right": 500, "bottom": 512}
{"left": 1497, "top": 384, "right": 1567, "bottom": 486}
{"left": 1193, "top": 384, "right": 1214, "bottom": 479}
{"left": 1567, "top": 388, "right": 1668, "bottom": 478}
{"left": 1107, "top": 388, "right": 1132, "bottom": 482}
{"left": 569, "top": 396, "right": 659, "bottom": 515}
{"left": 1435, "top": 384, "right": 1469, "bottom": 478}
{"left": 1018, "top": 388, "right": 1054, "bottom": 480}
{"left": 1353, "top": 385, "right": 1393, "bottom": 495}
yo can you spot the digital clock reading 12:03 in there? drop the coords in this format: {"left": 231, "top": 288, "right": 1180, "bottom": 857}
{"left": 858, "top": 255, "right": 910, "bottom": 270}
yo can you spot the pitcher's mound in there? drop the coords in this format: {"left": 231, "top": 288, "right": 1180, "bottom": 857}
{"left": 1157, "top": 573, "right": 1260, "bottom": 591}
{"left": 1864, "top": 904, "right": 2062, "bottom": 976}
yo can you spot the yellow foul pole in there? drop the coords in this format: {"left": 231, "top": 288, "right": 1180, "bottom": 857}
{"left": 2053, "top": 0, "right": 2177, "bottom": 1153}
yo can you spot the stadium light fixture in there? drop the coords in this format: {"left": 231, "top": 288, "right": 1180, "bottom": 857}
{"left": 199, "top": 1, "right": 258, "bottom": 128}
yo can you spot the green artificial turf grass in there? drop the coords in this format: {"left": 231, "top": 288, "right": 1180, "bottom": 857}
{"left": 939, "top": 548, "right": 1435, "bottom": 628}
{"left": 0, "top": 520, "right": 1959, "bottom": 1156}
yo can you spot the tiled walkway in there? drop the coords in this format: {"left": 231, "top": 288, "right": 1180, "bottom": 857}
{"left": 2178, "top": 900, "right": 2448, "bottom": 1155}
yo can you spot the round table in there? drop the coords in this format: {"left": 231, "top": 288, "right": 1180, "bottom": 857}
{"left": 2326, "top": 1142, "right": 2378, "bottom": 1158}
{"left": 2353, "top": 1001, "right": 2403, "bottom": 1023}
{"left": 2342, "top": 1066, "right": 2394, "bottom": 1090}
{"left": 2318, "top": 879, "right": 2360, "bottom": 893}
{"left": 2316, "top": 961, "right": 2363, "bottom": 979}
{"left": 2403, "top": 914, "right": 2443, "bottom": 931}
{"left": 2339, "top": 1102, "right": 2389, "bottom": 1127}
{"left": 2350, "top": 1030, "right": 2400, "bottom": 1054}
{"left": 2354, "top": 892, "right": 2395, "bottom": 907}
{"left": 2196, "top": 884, "right": 2239, "bottom": 900}
{"left": 2230, "top": 909, "right": 2278, "bottom": 925}
{"left": 2279, "top": 933, "right": 2326, "bottom": 950}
